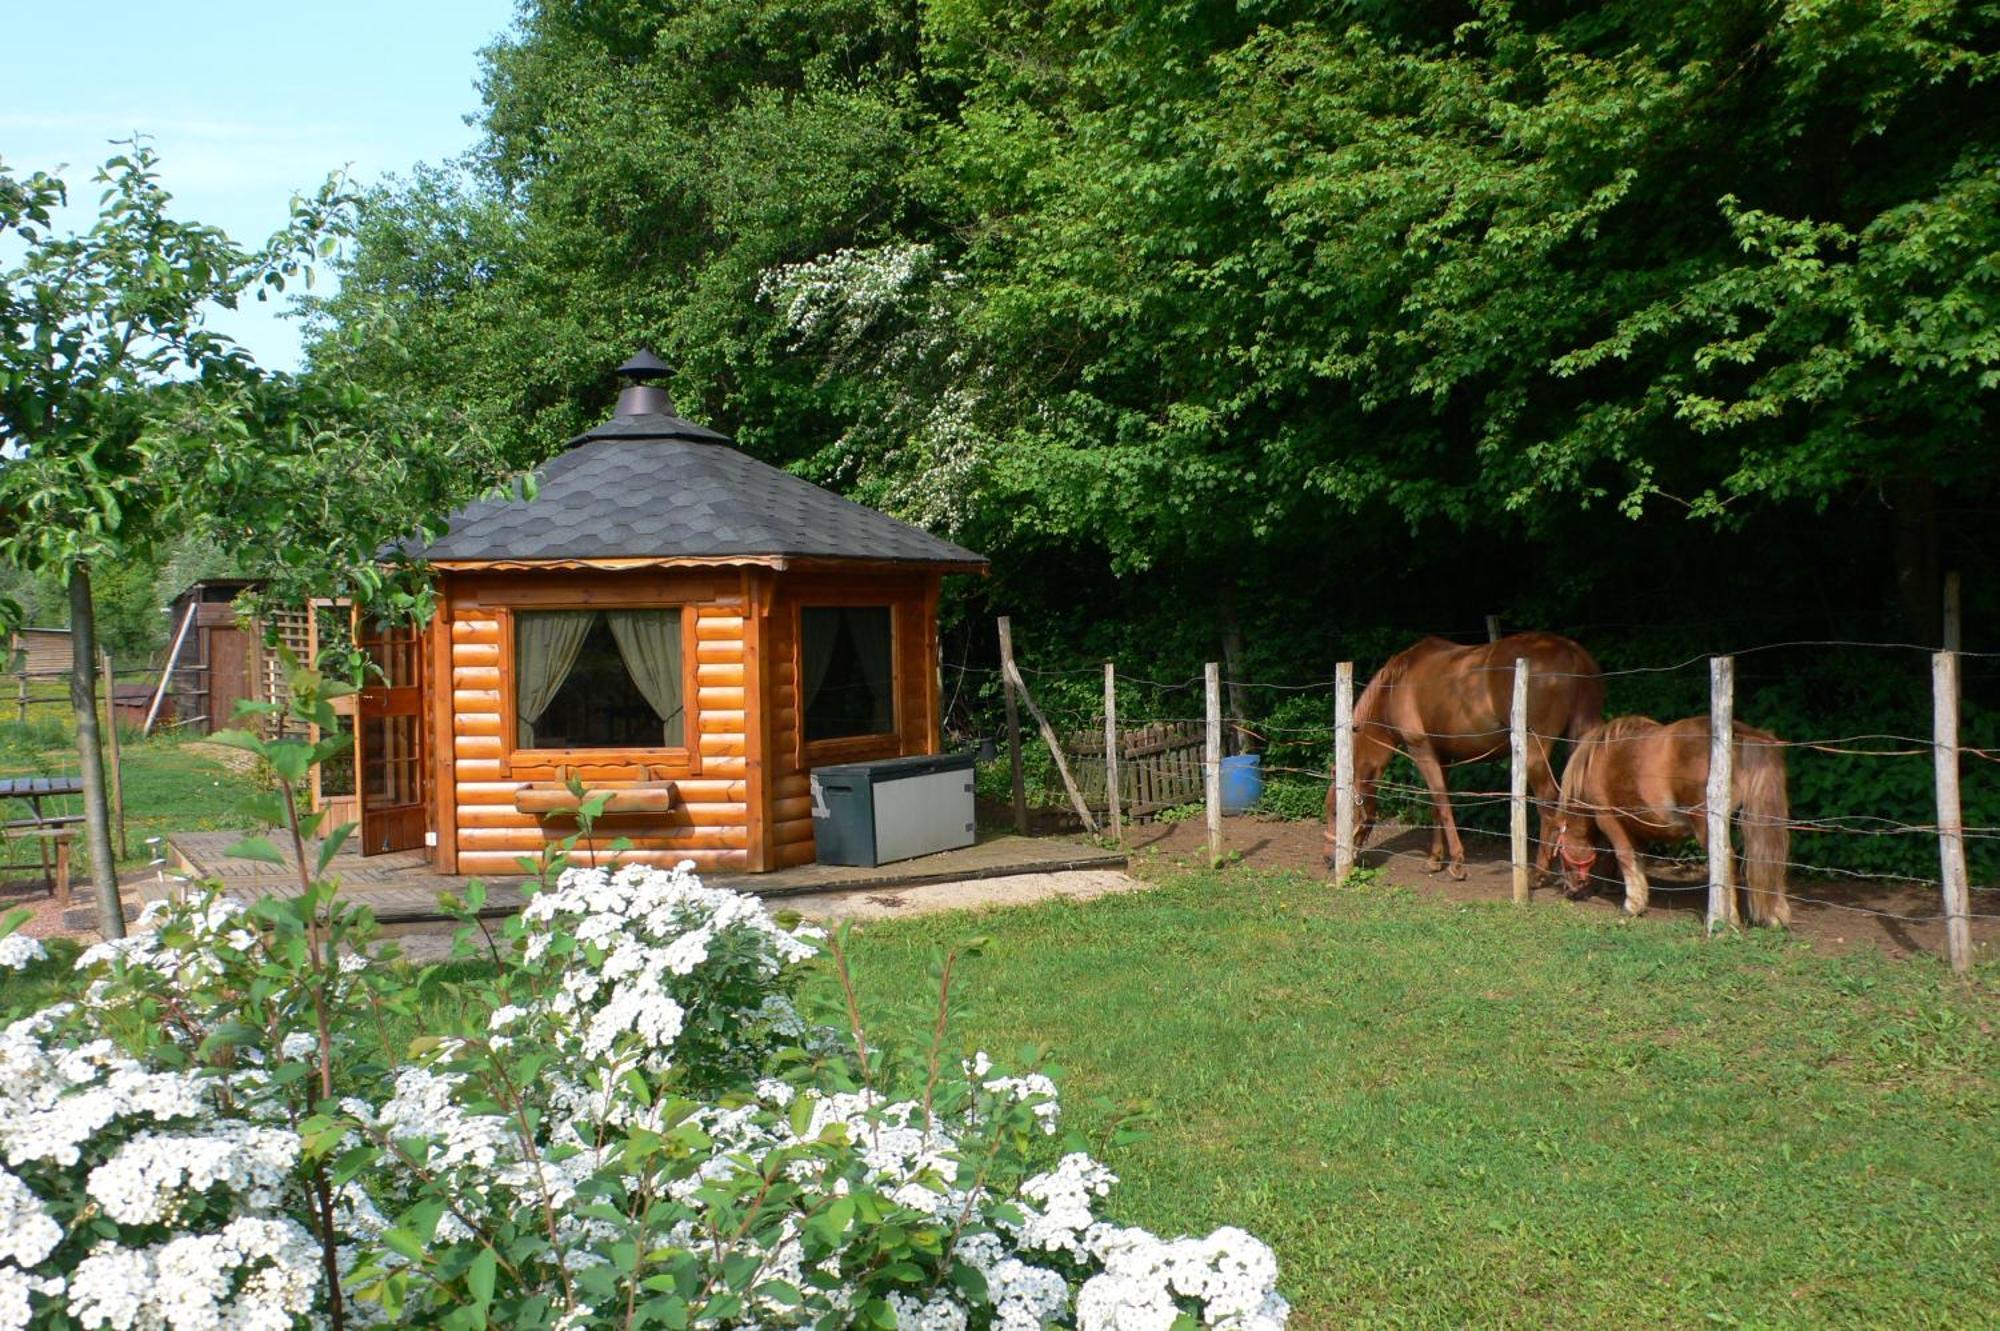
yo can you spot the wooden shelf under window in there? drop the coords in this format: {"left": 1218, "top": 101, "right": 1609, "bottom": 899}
{"left": 514, "top": 780, "right": 678, "bottom": 817}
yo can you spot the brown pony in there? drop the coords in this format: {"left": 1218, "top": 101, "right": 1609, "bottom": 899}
{"left": 1326, "top": 633, "right": 1605, "bottom": 880}
{"left": 1552, "top": 715, "right": 1791, "bottom": 924}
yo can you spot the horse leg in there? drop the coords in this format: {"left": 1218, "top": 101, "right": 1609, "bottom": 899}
{"left": 1601, "top": 820, "right": 1650, "bottom": 915}
{"left": 1530, "top": 735, "right": 1561, "bottom": 879}
{"left": 1409, "top": 745, "right": 1468, "bottom": 881}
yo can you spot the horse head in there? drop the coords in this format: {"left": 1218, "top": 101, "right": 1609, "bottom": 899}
{"left": 1552, "top": 813, "right": 1598, "bottom": 900}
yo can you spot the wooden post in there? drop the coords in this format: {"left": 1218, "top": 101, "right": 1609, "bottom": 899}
{"left": 1943, "top": 570, "right": 1962, "bottom": 653}
{"left": 1205, "top": 662, "right": 1222, "bottom": 867}
{"left": 13, "top": 672, "right": 25, "bottom": 724}
{"left": 1935, "top": 651, "right": 1973, "bottom": 974}
{"left": 999, "top": 653, "right": 1099, "bottom": 835}
{"left": 1510, "top": 657, "right": 1531, "bottom": 905}
{"left": 100, "top": 651, "right": 126, "bottom": 861}
{"left": 1103, "top": 662, "right": 1123, "bottom": 845}
{"left": 1706, "top": 655, "right": 1738, "bottom": 932}
{"left": 145, "top": 601, "right": 198, "bottom": 736}
{"left": 997, "top": 616, "right": 1027, "bottom": 834}
{"left": 1332, "top": 661, "right": 1356, "bottom": 879}
{"left": 1486, "top": 614, "right": 1502, "bottom": 643}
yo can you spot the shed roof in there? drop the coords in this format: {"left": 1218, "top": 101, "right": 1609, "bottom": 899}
{"left": 412, "top": 371, "right": 985, "bottom": 570}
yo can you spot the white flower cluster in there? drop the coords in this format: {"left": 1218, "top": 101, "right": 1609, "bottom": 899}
{"left": 0, "top": 933, "right": 45, "bottom": 971}
{"left": 75, "top": 896, "right": 260, "bottom": 1020}
{"left": 0, "top": 1011, "right": 320, "bottom": 1331}
{"left": 519, "top": 860, "right": 821, "bottom": 1073}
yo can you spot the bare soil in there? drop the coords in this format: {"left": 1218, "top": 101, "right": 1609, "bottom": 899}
{"left": 1120, "top": 813, "right": 1996, "bottom": 964}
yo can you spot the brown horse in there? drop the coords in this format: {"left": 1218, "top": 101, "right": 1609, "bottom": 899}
{"left": 1326, "top": 633, "right": 1605, "bottom": 880}
{"left": 1552, "top": 715, "right": 1791, "bottom": 924}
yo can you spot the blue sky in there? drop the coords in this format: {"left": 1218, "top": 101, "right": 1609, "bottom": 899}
{"left": 4, "top": 0, "right": 518, "bottom": 371}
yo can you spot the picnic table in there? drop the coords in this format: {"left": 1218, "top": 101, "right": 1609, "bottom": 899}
{"left": 0, "top": 775, "right": 84, "bottom": 906}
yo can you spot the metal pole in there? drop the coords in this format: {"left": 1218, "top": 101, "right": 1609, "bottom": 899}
{"left": 1706, "top": 655, "right": 1738, "bottom": 933}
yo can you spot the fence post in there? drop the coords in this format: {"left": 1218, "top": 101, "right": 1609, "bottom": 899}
{"left": 1510, "top": 657, "right": 1531, "bottom": 905}
{"left": 1934, "top": 651, "right": 1973, "bottom": 973}
{"left": 1103, "top": 662, "right": 1122, "bottom": 845}
{"left": 1943, "top": 570, "right": 1962, "bottom": 653}
{"left": 1205, "top": 661, "right": 1222, "bottom": 867}
{"left": 1485, "top": 614, "right": 1502, "bottom": 643}
{"left": 101, "top": 651, "right": 126, "bottom": 861}
{"left": 997, "top": 616, "right": 1027, "bottom": 835}
{"left": 1706, "top": 655, "right": 1738, "bottom": 932}
{"left": 1332, "top": 661, "right": 1355, "bottom": 880}
{"left": 13, "top": 672, "right": 24, "bottom": 724}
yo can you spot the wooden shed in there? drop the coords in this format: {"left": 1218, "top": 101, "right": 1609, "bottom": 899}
{"left": 160, "top": 578, "right": 265, "bottom": 733}
{"left": 362, "top": 352, "right": 987, "bottom": 873}
{"left": 7, "top": 627, "right": 74, "bottom": 676}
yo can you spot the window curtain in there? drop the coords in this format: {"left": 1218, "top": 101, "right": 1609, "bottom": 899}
{"left": 800, "top": 609, "right": 842, "bottom": 718}
{"left": 606, "top": 609, "right": 685, "bottom": 746}
{"left": 515, "top": 610, "right": 596, "bottom": 747}
{"left": 851, "top": 609, "right": 894, "bottom": 732}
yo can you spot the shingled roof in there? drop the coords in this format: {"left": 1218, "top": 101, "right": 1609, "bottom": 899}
{"left": 412, "top": 357, "right": 985, "bottom": 569}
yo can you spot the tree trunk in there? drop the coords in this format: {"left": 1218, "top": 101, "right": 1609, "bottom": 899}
{"left": 1892, "top": 476, "right": 1940, "bottom": 644}
{"left": 68, "top": 565, "right": 124, "bottom": 939}
{"left": 1219, "top": 585, "right": 1256, "bottom": 755}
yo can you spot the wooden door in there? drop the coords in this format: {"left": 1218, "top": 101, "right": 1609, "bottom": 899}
{"left": 355, "top": 617, "right": 426, "bottom": 855}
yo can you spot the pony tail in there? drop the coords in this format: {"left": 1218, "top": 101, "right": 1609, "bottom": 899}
{"left": 1736, "top": 731, "right": 1792, "bottom": 926}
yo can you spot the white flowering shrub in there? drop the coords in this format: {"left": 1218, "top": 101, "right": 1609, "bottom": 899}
{"left": 0, "top": 706, "right": 1289, "bottom": 1329}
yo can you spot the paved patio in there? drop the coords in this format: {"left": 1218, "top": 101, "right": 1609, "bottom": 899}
{"left": 150, "top": 829, "right": 1128, "bottom": 923}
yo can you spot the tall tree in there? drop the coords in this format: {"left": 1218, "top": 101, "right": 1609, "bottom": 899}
{"left": 0, "top": 144, "right": 347, "bottom": 936}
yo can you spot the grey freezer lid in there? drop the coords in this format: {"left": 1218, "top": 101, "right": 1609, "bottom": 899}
{"left": 809, "top": 752, "right": 977, "bottom": 785}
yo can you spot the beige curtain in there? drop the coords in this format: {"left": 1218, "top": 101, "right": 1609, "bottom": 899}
{"left": 515, "top": 610, "right": 596, "bottom": 747}
{"left": 607, "top": 609, "right": 685, "bottom": 746}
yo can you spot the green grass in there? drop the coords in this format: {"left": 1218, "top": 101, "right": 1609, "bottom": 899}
{"left": 3, "top": 866, "right": 1993, "bottom": 1327}
{"left": 840, "top": 871, "right": 2000, "bottom": 1329}
{"left": 0, "top": 727, "right": 260, "bottom": 873}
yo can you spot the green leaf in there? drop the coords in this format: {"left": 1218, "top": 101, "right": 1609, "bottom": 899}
{"left": 225, "top": 836, "right": 288, "bottom": 865}
{"left": 315, "top": 822, "right": 355, "bottom": 876}
{"left": 467, "top": 1247, "right": 497, "bottom": 1310}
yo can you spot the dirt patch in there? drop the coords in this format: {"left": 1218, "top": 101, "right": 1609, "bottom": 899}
{"left": 1121, "top": 814, "right": 1996, "bottom": 965}
{"left": 182, "top": 741, "right": 261, "bottom": 775}
{"left": 770, "top": 869, "right": 1147, "bottom": 922}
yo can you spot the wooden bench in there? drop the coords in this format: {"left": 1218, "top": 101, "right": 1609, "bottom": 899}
{"left": 0, "top": 823, "right": 73, "bottom": 908}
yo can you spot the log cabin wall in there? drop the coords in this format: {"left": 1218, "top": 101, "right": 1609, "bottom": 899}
{"left": 436, "top": 567, "right": 758, "bottom": 877}
{"left": 429, "top": 563, "right": 945, "bottom": 876}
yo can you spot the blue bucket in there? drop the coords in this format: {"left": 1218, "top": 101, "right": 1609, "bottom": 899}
{"left": 1220, "top": 753, "right": 1264, "bottom": 814}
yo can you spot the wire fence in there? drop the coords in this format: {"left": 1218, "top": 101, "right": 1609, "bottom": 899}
{"left": 963, "top": 632, "right": 1994, "bottom": 964}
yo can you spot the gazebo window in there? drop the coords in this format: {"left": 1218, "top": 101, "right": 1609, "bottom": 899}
{"left": 801, "top": 606, "right": 895, "bottom": 742}
{"left": 515, "top": 610, "right": 684, "bottom": 750}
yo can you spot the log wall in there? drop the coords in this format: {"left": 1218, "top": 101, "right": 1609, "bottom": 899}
{"left": 429, "top": 565, "right": 946, "bottom": 876}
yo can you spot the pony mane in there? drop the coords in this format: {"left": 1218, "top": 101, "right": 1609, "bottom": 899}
{"left": 1559, "top": 715, "right": 1658, "bottom": 807}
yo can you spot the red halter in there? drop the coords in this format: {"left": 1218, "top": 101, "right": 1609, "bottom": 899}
{"left": 1555, "top": 826, "right": 1597, "bottom": 872}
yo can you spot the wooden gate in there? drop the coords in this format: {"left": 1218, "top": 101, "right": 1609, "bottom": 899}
{"left": 1068, "top": 720, "right": 1205, "bottom": 822}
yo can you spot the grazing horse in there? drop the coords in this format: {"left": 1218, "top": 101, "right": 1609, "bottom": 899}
{"left": 1326, "top": 633, "right": 1605, "bottom": 880}
{"left": 1552, "top": 715, "right": 1792, "bottom": 925}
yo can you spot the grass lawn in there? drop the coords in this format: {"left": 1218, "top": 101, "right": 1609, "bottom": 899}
{"left": 841, "top": 871, "right": 1999, "bottom": 1329}
{"left": 2, "top": 848, "right": 1993, "bottom": 1327}
{"left": 1, "top": 718, "right": 261, "bottom": 874}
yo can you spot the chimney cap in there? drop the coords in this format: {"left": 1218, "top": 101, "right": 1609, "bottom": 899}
{"left": 616, "top": 348, "right": 671, "bottom": 381}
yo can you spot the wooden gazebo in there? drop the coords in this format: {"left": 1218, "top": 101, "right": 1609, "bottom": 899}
{"left": 354, "top": 352, "right": 986, "bottom": 874}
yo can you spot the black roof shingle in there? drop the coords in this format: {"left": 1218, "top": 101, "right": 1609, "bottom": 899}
{"left": 412, "top": 408, "right": 985, "bottom": 569}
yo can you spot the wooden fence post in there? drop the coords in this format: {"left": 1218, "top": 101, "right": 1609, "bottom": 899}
{"left": 101, "top": 651, "right": 126, "bottom": 861}
{"left": 1332, "top": 661, "right": 1355, "bottom": 880}
{"left": 13, "top": 672, "right": 25, "bottom": 724}
{"left": 1103, "top": 662, "right": 1122, "bottom": 845}
{"left": 1486, "top": 614, "right": 1502, "bottom": 643}
{"left": 1934, "top": 651, "right": 1973, "bottom": 974}
{"left": 1943, "top": 571, "right": 1962, "bottom": 653}
{"left": 997, "top": 631, "right": 1100, "bottom": 835}
{"left": 997, "top": 616, "right": 1027, "bottom": 834}
{"left": 1205, "top": 662, "right": 1222, "bottom": 867}
{"left": 1510, "top": 657, "right": 1530, "bottom": 904}
{"left": 1706, "top": 655, "right": 1738, "bottom": 932}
